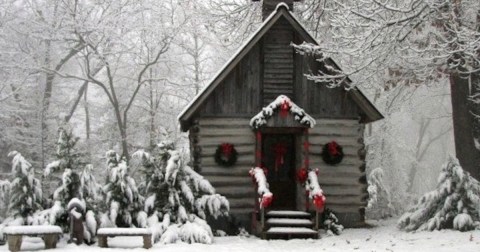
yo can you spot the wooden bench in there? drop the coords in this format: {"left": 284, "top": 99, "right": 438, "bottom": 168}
{"left": 97, "top": 228, "right": 152, "bottom": 249}
{"left": 3, "top": 225, "right": 62, "bottom": 252}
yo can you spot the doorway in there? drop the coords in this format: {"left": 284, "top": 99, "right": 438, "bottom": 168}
{"left": 262, "top": 133, "right": 296, "bottom": 210}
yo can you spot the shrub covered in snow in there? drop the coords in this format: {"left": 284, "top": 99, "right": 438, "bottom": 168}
{"left": 398, "top": 157, "right": 480, "bottom": 231}
{"left": 44, "top": 126, "right": 85, "bottom": 177}
{"left": 102, "top": 150, "right": 145, "bottom": 228}
{"left": 133, "top": 142, "right": 229, "bottom": 244}
{"left": 366, "top": 168, "right": 395, "bottom": 220}
{"left": 322, "top": 208, "right": 344, "bottom": 235}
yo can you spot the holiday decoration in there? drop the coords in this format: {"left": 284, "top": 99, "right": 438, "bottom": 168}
{"left": 305, "top": 169, "right": 326, "bottom": 212}
{"left": 215, "top": 143, "right": 238, "bottom": 167}
{"left": 250, "top": 95, "right": 316, "bottom": 129}
{"left": 322, "top": 141, "right": 344, "bottom": 165}
{"left": 296, "top": 168, "right": 308, "bottom": 184}
{"left": 249, "top": 167, "right": 273, "bottom": 209}
{"left": 272, "top": 142, "right": 287, "bottom": 173}
{"left": 322, "top": 208, "right": 344, "bottom": 235}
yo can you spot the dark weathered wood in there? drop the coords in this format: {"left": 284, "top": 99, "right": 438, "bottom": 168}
{"left": 98, "top": 235, "right": 108, "bottom": 248}
{"left": 44, "top": 234, "right": 57, "bottom": 249}
{"left": 7, "top": 235, "right": 22, "bottom": 252}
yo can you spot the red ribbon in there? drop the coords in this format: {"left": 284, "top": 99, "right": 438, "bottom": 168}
{"left": 280, "top": 100, "right": 290, "bottom": 118}
{"left": 313, "top": 193, "right": 326, "bottom": 211}
{"left": 273, "top": 143, "right": 287, "bottom": 173}
{"left": 328, "top": 141, "right": 340, "bottom": 156}
{"left": 261, "top": 194, "right": 273, "bottom": 208}
{"left": 221, "top": 143, "right": 234, "bottom": 158}
{"left": 296, "top": 168, "right": 308, "bottom": 184}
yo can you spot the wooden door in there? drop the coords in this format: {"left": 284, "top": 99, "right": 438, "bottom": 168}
{"left": 262, "top": 134, "right": 296, "bottom": 209}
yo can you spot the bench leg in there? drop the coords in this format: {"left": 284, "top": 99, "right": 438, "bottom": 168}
{"left": 8, "top": 235, "right": 22, "bottom": 252}
{"left": 143, "top": 235, "right": 152, "bottom": 249}
{"left": 98, "top": 235, "right": 108, "bottom": 248}
{"left": 44, "top": 234, "right": 58, "bottom": 249}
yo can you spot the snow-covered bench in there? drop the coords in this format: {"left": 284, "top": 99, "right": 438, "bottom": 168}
{"left": 97, "top": 228, "right": 152, "bottom": 249}
{"left": 3, "top": 225, "right": 62, "bottom": 252}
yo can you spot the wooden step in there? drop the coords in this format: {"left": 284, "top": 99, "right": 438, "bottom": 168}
{"left": 266, "top": 218, "right": 313, "bottom": 227}
{"left": 266, "top": 210, "right": 311, "bottom": 218}
{"left": 265, "top": 227, "right": 318, "bottom": 235}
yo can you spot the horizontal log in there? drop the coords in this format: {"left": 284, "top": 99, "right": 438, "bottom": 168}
{"left": 309, "top": 136, "right": 360, "bottom": 146}
{"left": 204, "top": 175, "right": 253, "bottom": 187}
{"left": 309, "top": 126, "right": 360, "bottom": 137}
{"left": 321, "top": 184, "right": 368, "bottom": 196}
{"left": 325, "top": 195, "right": 367, "bottom": 205}
{"left": 200, "top": 166, "right": 253, "bottom": 176}
{"left": 264, "top": 79, "right": 293, "bottom": 84}
{"left": 263, "top": 49, "right": 293, "bottom": 55}
{"left": 309, "top": 145, "right": 360, "bottom": 156}
{"left": 228, "top": 198, "right": 255, "bottom": 208}
{"left": 198, "top": 135, "right": 255, "bottom": 145}
{"left": 202, "top": 157, "right": 255, "bottom": 167}
{"left": 201, "top": 145, "right": 255, "bottom": 155}
{"left": 198, "top": 118, "right": 250, "bottom": 126}
{"left": 229, "top": 208, "right": 253, "bottom": 215}
{"left": 326, "top": 204, "right": 365, "bottom": 213}
{"left": 317, "top": 175, "right": 363, "bottom": 186}
{"left": 198, "top": 127, "right": 254, "bottom": 137}
{"left": 311, "top": 119, "right": 359, "bottom": 127}
{"left": 264, "top": 64, "right": 294, "bottom": 70}
{"left": 216, "top": 186, "right": 255, "bottom": 198}
{"left": 318, "top": 170, "right": 363, "bottom": 178}
{"left": 264, "top": 73, "right": 293, "bottom": 79}
{"left": 310, "top": 159, "right": 364, "bottom": 168}
{"left": 317, "top": 164, "right": 365, "bottom": 174}
{"left": 264, "top": 54, "right": 293, "bottom": 60}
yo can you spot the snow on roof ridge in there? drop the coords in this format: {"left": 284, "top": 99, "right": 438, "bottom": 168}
{"left": 177, "top": 5, "right": 283, "bottom": 122}
{"left": 250, "top": 95, "right": 316, "bottom": 128}
{"left": 275, "top": 2, "right": 290, "bottom": 11}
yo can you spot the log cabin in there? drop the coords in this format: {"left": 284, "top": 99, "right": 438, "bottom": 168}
{"left": 178, "top": 0, "right": 383, "bottom": 236}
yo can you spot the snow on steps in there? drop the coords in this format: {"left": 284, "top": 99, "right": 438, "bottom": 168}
{"left": 265, "top": 227, "right": 317, "bottom": 235}
{"left": 266, "top": 218, "right": 313, "bottom": 227}
{"left": 263, "top": 210, "right": 318, "bottom": 239}
{"left": 266, "top": 210, "right": 311, "bottom": 218}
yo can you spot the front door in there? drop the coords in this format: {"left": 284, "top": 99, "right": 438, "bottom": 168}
{"left": 262, "top": 134, "right": 296, "bottom": 209}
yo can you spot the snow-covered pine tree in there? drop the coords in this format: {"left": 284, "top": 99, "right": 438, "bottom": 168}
{"left": 80, "top": 164, "right": 102, "bottom": 211}
{"left": 7, "top": 151, "right": 43, "bottom": 223}
{"left": 102, "top": 150, "right": 145, "bottom": 228}
{"left": 366, "top": 168, "right": 395, "bottom": 220}
{"left": 133, "top": 142, "right": 229, "bottom": 244}
{"left": 398, "top": 157, "right": 480, "bottom": 231}
{"left": 44, "top": 126, "right": 84, "bottom": 176}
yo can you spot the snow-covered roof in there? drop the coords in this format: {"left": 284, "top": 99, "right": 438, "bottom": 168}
{"left": 250, "top": 95, "right": 315, "bottom": 129}
{"left": 178, "top": 4, "right": 383, "bottom": 131}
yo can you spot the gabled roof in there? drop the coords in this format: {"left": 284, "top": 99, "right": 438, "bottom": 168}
{"left": 178, "top": 4, "right": 383, "bottom": 131}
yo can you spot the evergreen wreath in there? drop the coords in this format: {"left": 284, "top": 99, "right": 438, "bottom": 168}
{"left": 322, "top": 141, "right": 344, "bottom": 165}
{"left": 215, "top": 143, "right": 238, "bottom": 167}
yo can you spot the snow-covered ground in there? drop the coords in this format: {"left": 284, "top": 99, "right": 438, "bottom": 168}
{"left": 1, "top": 219, "right": 479, "bottom": 252}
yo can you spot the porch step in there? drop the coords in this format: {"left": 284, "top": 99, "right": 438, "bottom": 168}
{"left": 266, "top": 218, "right": 313, "bottom": 227}
{"left": 265, "top": 227, "right": 318, "bottom": 235}
{"left": 266, "top": 210, "right": 311, "bottom": 218}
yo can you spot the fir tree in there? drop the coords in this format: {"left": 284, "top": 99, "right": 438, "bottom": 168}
{"left": 102, "top": 150, "right": 145, "bottom": 228}
{"left": 366, "top": 168, "right": 395, "bottom": 220}
{"left": 133, "top": 142, "right": 229, "bottom": 244}
{"left": 44, "top": 126, "right": 84, "bottom": 176}
{"left": 398, "top": 157, "right": 480, "bottom": 231}
{"left": 7, "top": 151, "right": 43, "bottom": 222}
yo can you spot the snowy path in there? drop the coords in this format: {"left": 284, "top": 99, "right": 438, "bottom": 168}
{"left": 1, "top": 219, "right": 480, "bottom": 252}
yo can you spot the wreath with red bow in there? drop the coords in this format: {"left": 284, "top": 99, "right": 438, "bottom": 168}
{"left": 215, "top": 143, "right": 238, "bottom": 167}
{"left": 322, "top": 141, "right": 344, "bottom": 165}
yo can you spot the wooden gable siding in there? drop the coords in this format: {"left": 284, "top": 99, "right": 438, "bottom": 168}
{"left": 293, "top": 38, "right": 361, "bottom": 118}
{"left": 200, "top": 43, "right": 262, "bottom": 116}
{"left": 263, "top": 17, "right": 294, "bottom": 105}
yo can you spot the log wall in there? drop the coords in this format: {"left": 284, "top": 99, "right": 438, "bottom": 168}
{"left": 195, "top": 118, "right": 256, "bottom": 215}
{"left": 309, "top": 119, "right": 368, "bottom": 225}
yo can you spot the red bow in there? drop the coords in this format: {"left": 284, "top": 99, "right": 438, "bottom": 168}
{"left": 261, "top": 193, "right": 273, "bottom": 208}
{"left": 221, "top": 143, "right": 234, "bottom": 158}
{"left": 328, "top": 141, "right": 339, "bottom": 156}
{"left": 280, "top": 100, "right": 290, "bottom": 118}
{"left": 313, "top": 194, "right": 326, "bottom": 211}
{"left": 296, "top": 168, "right": 308, "bottom": 184}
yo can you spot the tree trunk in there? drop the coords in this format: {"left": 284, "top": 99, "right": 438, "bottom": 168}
{"left": 450, "top": 73, "right": 480, "bottom": 180}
